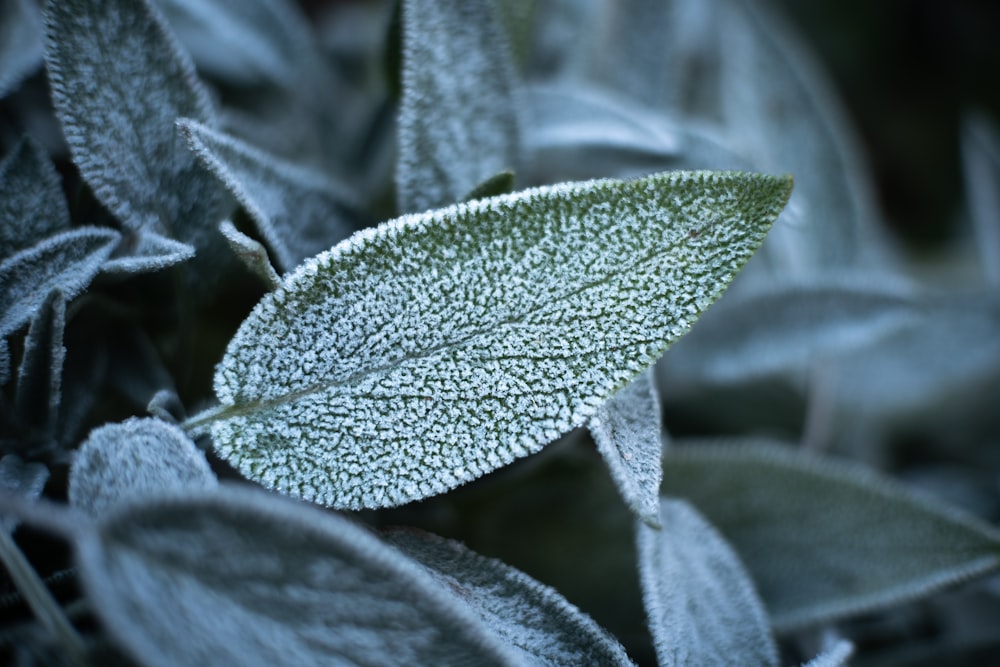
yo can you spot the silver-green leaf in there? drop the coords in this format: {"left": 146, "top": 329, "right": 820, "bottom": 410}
{"left": 198, "top": 170, "right": 791, "bottom": 510}
{"left": 0, "top": 227, "right": 119, "bottom": 337}
{"left": 397, "top": 0, "right": 520, "bottom": 213}
{"left": 76, "top": 485, "right": 520, "bottom": 667}
{"left": 589, "top": 370, "right": 663, "bottom": 526}
{"left": 0, "top": 136, "right": 70, "bottom": 259}
{"left": 384, "top": 527, "right": 636, "bottom": 666}
{"left": 180, "top": 119, "right": 357, "bottom": 272}
{"left": 638, "top": 498, "right": 778, "bottom": 667}
{"left": 69, "top": 417, "right": 216, "bottom": 517}
{"left": 218, "top": 220, "right": 280, "bottom": 290}
{"left": 44, "top": 0, "right": 228, "bottom": 271}
{"left": 661, "top": 440, "right": 1000, "bottom": 632}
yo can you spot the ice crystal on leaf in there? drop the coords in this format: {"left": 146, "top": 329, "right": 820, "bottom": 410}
{"left": 200, "top": 170, "right": 792, "bottom": 510}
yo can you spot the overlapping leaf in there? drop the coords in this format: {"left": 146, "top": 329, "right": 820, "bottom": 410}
{"left": 0, "top": 136, "right": 70, "bottom": 259}
{"left": 180, "top": 119, "right": 356, "bottom": 272}
{"left": 589, "top": 370, "right": 663, "bottom": 525}
{"left": 661, "top": 441, "right": 1000, "bottom": 632}
{"left": 15, "top": 290, "right": 65, "bottom": 446}
{"left": 69, "top": 418, "right": 216, "bottom": 517}
{"left": 385, "top": 528, "right": 635, "bottom": 665}
{"left": 0, "top": 227, "right": 119, "bottom": 337}
{"left": 43, "top": 0, "right": 228, "bottom": 274}
{"left": 637, "top": 498, "right": 778, "bottom": 667}
{"left": 218, "top": 220, "right": 280, "bottom": 290}
{"left": 396, "top": 0, "right": 520, "bottom": 213}
{"left": 76, "top": 485, "right": 521, "bottom": 667}
{"left": 197, "top": 171, "right": 791, "bottom": 510}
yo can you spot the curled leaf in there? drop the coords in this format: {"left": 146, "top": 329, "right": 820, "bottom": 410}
{"left": 199, "top": 171, "right": 791, "bottom": 509}
{"left": 76, "top": 485, "right": 520, "bottom": 666}
{"left": 218, "top": 220, "right": 280, "bottom": 290}
{"left": 69, "top": 417, "right": 216, "bottom": 517}
{"left": 637, "top": 498, "right": 778, "bottom": 667}
{"left": 385, "top": 528, "right": 636, "bottom": 665}
{"left": 589, "top": 370, "right": 663, "bottom": 526}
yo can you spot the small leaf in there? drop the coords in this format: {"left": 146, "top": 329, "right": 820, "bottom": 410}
{"left": 589, "top": 370, "right": 663, "bottom": 526}
{"left": 0, "top": 455, "right": 49, "bottom": 534}
{"left": 397, "top": 0, "right": 520, "bottom": 213}
{"left": 0, "top": 136, "right": 70, "bottom": 259}
{"left": 961, "top": 111, "right": 1000, "bottom": 286}
{"left": 661, "top": 440, "right": 1000, "bottom": 632}
{"left": 180, "top": 119, "right": 357, "bottom": 272}
{"left": 76, "top": 484, "right": 521, "bottom": 667}
{"left": 0, "top": 227, "right": 119, "bottom": 337}
{"left": 800, "top": 639, "right": 853, "bottom": 667}
{"left": 69, "top": 417, "right": 216, "bottom": 517}
{"left": 44, "top": 0, "right": 228, "bottom": 268}
{"left": 100, "top": 231, "right": 196, "bottom": 275}
{"left": 638, "top": 498, "right": 778, "bottom": 667}
{"left": 384, "top": 527, "right": 636, "bottom": 666}
{"left": 0, "top": 0, "right": 43, "bottom": 98}
{"left": 463, "top": 170, "right": 516, "bottom": 202}
{"left": 200, "top": 171, "right": 792, "bottom": 509}
{"left": 15, "top": 289, "right": 65, "bottom": 444}
{"left": 218, "top": 220, "right": 280, "bottom": 290}
{"left": 659, "top": 275, "right": 918, "bottom": 386}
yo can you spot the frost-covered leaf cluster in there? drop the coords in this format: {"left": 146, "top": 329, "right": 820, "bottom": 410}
{"left": 2, "top": 0, "right": 1000, "bottom": 664}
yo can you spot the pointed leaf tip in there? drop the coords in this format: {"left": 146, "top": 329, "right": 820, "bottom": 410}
{"left": 207, "top": 171, "right": 791, "bottom": 509}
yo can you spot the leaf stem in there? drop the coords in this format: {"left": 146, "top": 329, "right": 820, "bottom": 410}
{"left": 0, "top": 529, "right": 88, "bottom": 664}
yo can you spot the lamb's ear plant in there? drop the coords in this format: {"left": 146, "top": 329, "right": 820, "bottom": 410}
{"left": 2, "top": 0, "right": 1000, "bottom": 665}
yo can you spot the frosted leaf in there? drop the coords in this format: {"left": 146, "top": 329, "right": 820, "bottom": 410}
{"left": 15, "top": 290, "right": 65, "bottom": 443}
{"left": 43, "top": 0, "right": 229, "bottom": 270}
{"left": 218, "top": 220, "right": 280, "bottom": 290}
{"left": 800, "top": 640, "right": 853, "bottom": 667}
{"left": 961, "top": 112, "right": 1000, "bottom": 286}
{"left": 589, "top": 370, "right": 663, "bottom": 526}
{"left": 180, "top": 119, "right": 357, "bottom": 272}
{"left": 0, "top": 455, "right": 49, "bottom": 534}
{"left": 76, "top": 484, "right": 520, "bottom": 667}
{"left": 0, "top": 227, "right": 119, "bottom": 337}
{"left": 659, "top": 275, "right": 919, "bottom": 386}
{"left": 397, "top": 0, "right": 520, "bottom": 213}
{"left": 202, "top": 170, "right": 792, "bottom": 510}
{"left": 0, "top": 0, "right": 43, "bottom": 98}
{"left": 523, "top": 84, "right": 682, "bottom": 183}
{"left": 637, "top": 498, "right": 778, "bottom": 667}
{"left": 69, "top": 418, "right": 216, "bottom": 517}
{"left": 662, "top": 440, "right": 1000, "bottom": 632}
{"left": 151, "top": 0, "right": 312, "bottom": 88}
{"left": 0, "top": 136, "right": 70, "bottom": 258}
{"left": 384, "top": 527, "right": 636, "bottom": 666}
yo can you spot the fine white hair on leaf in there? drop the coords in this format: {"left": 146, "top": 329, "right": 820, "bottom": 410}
{"left": 207, "top": 170, "right": 792, "bottom": 510}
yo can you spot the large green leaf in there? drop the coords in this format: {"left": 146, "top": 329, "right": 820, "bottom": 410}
{"left": 76, "top": 485, "right": 520, "bottom": 667}
{"left": 661, "top": 441, "right": 1000, "bottom": 632}
{"left": 193, "top": 170, "right": 791, "bottom": 509}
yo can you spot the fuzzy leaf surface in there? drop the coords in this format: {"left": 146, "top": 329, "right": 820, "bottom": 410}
{"left": 397, "top": 0, "right": 520, "bottom": 213}
{"left": 589, "top": 370, "right": 663, "bottom": 525}
{"left": 800, "top": 640, "right": 853, "bottom": 667}
{"left": 218, "top": 220, "right": 280, "bottom": 290}
{"left": 385, "top": 527, "right": 636, "bottom": 666}
{"left": 0, "top": 227, "right": 119, "bottom": 337}
{"left": 661, "top": 441, "right": 1000, "bottom": 632}
{"left": 15, "top": 290, "right": 65, "bottom": 443}
{"left": 638, "top": 498, "right": 777, "bottom": 667}
{"left": 206, "top": 171, "right": 791, "bottom": 509}
{"left": 0, "top": 136, "right": 70, "bottom": 258}
{"left": 44, "top": 0, "right": 228, "bottom": 269}
{"left": 76, "top": 485, "right": 520, "bottom": 667}
{"left": 69, "top": 418, "right": 216, "bottom": 517}
{"left": 180, "top": 119, "right": 356, "bottom": 272}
